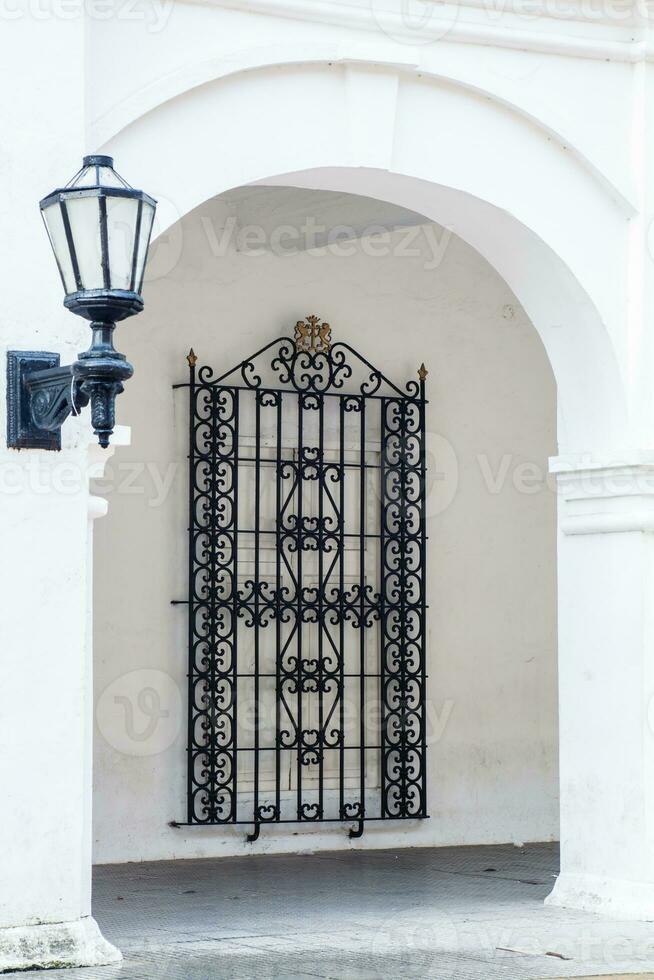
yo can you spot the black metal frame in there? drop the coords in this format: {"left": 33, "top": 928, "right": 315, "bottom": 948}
{"left": 176, "top": 322, "right": 427, "bottom": 840}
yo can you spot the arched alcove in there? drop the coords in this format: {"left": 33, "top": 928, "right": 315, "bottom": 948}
{"left": 93, "top": 184, "right": 559, "bottom": 861}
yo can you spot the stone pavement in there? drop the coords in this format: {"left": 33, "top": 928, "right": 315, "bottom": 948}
{"left": 6, "top": 843, "right": 654, "bottom": 979}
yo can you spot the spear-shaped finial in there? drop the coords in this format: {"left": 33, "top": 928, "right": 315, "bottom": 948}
{"left": 187, "top": 348, "right": 197, "bottom": 369}
{"left": 418, "top": 362, "right": 428, "bottom": 382}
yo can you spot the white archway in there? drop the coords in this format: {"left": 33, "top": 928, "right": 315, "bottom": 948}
{"left": 97, "top": 61, "right": 654, "bottom": 919}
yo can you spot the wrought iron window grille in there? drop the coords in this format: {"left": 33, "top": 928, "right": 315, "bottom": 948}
{"left": 172, "top": 317, "right": 428, "bottom": 842}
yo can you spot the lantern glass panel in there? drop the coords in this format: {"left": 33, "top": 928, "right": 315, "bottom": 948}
{"left": 65, "top": 195, "right": 104, "bottom": 290}
{"left": 106, "top": 195, "right": 140, "bottom": 290}
{"left": 134, "top": 200, "right": 156, "bottom": 291}
{"left": 41, "top": 201, "right": 76, "bottom": 294}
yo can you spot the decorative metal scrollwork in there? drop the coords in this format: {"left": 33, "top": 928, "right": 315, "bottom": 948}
{"left": 182, "top": 318, "right": 427, "bottom": 838}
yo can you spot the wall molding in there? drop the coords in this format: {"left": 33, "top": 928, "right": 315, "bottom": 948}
{"left": 196, "top": 0, "right": 654, "bottom": 64}
{"left": 551, "top": 453, "right": 654, "bottom": 534}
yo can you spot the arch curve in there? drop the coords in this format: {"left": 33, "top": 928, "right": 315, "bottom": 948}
{"left": 106, "top": 61, "right": 629, "bottom": 452}
{"left": 92, "top": 45, "right": 634, "bottom": 214}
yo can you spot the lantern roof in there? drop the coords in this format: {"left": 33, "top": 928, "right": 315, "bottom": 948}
{"left": 40, "top": 155, "right": 157, "bottom": 209}
{"left": 39, "top": 154, "right": 157, "bottom": 320}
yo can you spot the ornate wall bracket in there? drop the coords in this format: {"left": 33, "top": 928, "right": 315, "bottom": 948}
{"left": 6, "top": 323, "right": 133, "bottom": 451}
{"left": 6, "top": 351, "right": 85, "bottom": 451}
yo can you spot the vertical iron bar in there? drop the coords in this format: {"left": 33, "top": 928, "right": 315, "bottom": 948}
{"left": 232, "top": 389, "right": 240, "bottom": 820}
{"left": 318, "top": 394, "right": 324, "bottom": 819}
{"left": 358, "top": 399, "right": 366, "bottom": 821}
{"left": 419, "top": 380, "right": 427, "bottom": 816}
{"left": 399, "top": 400, "right": 407, "bottom": 813}
{"left": 209, "top": 387, "right": 217, "bottom": 817}
{"left": 296, "top": 394, "right": 304, "bottom": 820}
{"left": 186, "top": 357, "right": 196, "bottom": 824}
{"left": 338, "top": 397, "right": 345, "bottom": 819}
{"left": 379, "top": 397, "right": 386, "bottom": 818}
{"left": 275, "top": 393, "right": 282, "bottom": 819}
{"left": 252, "top": 391, "right": 261, "bottom": 833}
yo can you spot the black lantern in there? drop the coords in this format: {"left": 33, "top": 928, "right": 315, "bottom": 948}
{"left": 7, "top": 156, "right": 157, "bottom": 450}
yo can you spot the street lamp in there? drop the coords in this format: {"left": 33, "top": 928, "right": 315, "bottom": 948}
{"left": 7, "top": 155, "right": 157, "bottom": 450}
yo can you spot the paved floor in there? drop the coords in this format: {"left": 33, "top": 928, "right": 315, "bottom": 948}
{"left": 7, "top": 843, "right": 654, "bottom": 979}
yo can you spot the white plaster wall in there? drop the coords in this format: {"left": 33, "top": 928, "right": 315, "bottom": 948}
{"left": 0, "top": 12, "right": 96, "bottom": 933}
{"left": 92, "top": 188, "right": 557, "bottom": 863}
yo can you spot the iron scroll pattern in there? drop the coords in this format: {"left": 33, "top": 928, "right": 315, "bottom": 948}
{"left": 185, "top": 330, "right": 427, "bottom": 836}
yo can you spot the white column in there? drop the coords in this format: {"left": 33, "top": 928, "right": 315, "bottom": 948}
{"left": 0, "top": 440, "right": 125, "bottom": 972}
{"left": 547, "top": 454, "right": 654, "bottom": 919}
